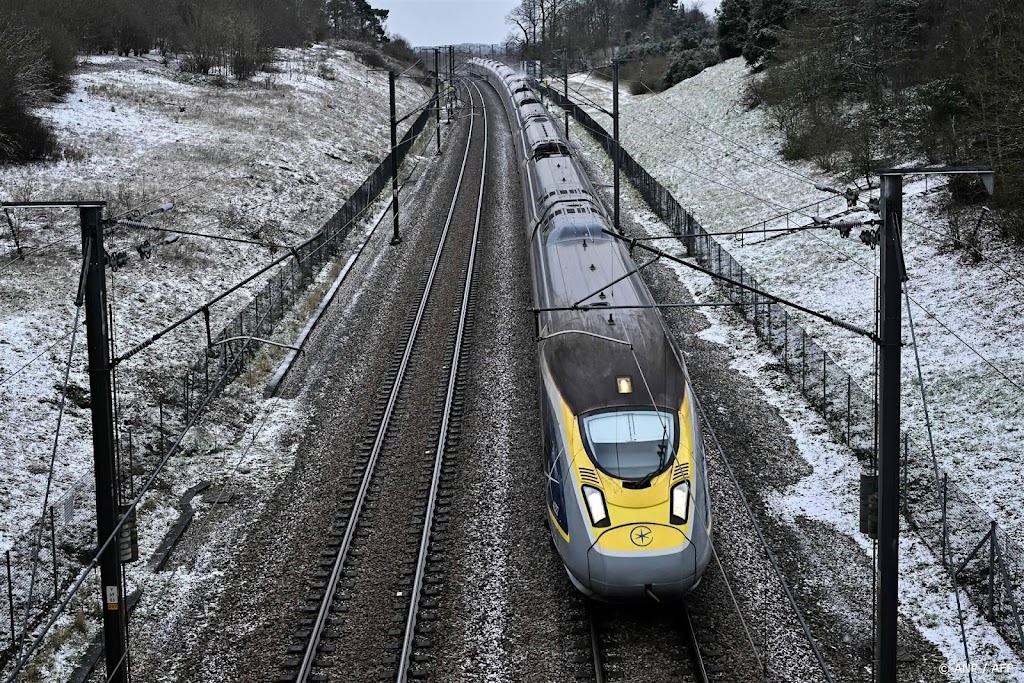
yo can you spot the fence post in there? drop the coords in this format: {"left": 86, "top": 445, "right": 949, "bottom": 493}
{"left": 128, "top": 430, "right": 134, "bottom": 496}
{"left": 50, "top": 506, "right": 57, "bottom": 600}
{"left": 801, "top": 329, "right": 806, "bottom": 394}
{"left": 822, "top": 355, "right": 827, "bottom": 412}
{"left": 942, "top": 473, "right": 949, "bottom": 569}
{"left": 989, "top": 521, "right": 997, "bottom": 621}
{"left": 846, "top": 376, "right": 852, "bottom": 445}
{"left": 766, "top": 303, "right": 772, "bottom": 350}
{"left": 6, "top": 549, "right": 14, "bottom": 648}
{"left": 783, "top": 315, "right": 789, "bottom": 373}
{"left": 752, "top": 289, "right": 758, "bottom": 334}
{"left": 902, "top": 433, "right": 908, "bottom": 512}
{"left": 159, "top": 401, "right": 165, "bottom": 455}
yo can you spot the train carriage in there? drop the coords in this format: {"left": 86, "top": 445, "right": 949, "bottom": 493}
{"left": 467, "top": 59, "right": 712, "bottom": 601}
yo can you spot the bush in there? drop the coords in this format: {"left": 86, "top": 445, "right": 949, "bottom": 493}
{"left": 382, "top": 35, "right": 416, "bottom": 64}
{"left": 0, "top": 18, "right": 61, "bottom": 162}
{"left": 663, "top": 46, "right": 720, "bottom": 88}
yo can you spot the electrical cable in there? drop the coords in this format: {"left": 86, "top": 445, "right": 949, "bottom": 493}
{"left": 893, "top": 211, "right": 1024, "bottom": 294}
{"left": 0, "top": 321, "right": 84, "bottom": 389}
{"left": 561, "top": 87, "right": 1024, "bottom": 399}
{"left": 109, "top": 152, "right": 262, "bottom": 222}
{"left": 0, "top": 230, "right": 78, "bottom": 275}
{"left": 17, "top": 298, "right": 82, "bottom": 658}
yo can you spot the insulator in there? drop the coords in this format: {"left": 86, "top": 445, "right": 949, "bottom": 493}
{"left": 859, "top": 229, "right": 879, "bottom": 249}
{"left": 118, "top": 505, "right": 139, "bottom": 563}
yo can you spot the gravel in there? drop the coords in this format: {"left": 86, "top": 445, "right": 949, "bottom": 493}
{"left": 123, "top": 106, "right": 479, "bottom": 681}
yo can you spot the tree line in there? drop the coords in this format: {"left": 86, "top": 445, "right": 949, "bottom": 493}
{"left": 722, "top": 0, "right": 1024, "bottom": 243}
{"left": 0, "top": 0, "right": 393, "bottom": 163}
{"left": 505, "top": 0, "right": 721, "bottom": 93}
{"left": 506, "top": 0, "right": 1024, "bottom": 245}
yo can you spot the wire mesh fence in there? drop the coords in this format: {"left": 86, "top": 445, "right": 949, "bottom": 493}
{"left": 540, "top": 82, "right": 1024, "bottom": 657}
{"left": 0, "top": 98, "right": 437, "bottom": 668}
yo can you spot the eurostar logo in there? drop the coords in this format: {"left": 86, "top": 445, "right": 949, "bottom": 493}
{"left": 630, "top": 525, "right": 653, "bottom": 547}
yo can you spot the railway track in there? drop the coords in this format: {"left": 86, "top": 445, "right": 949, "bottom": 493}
{"left": 585, "top": 600, "right": 708, "bottom": 683}
{"left": 276, "top": 76, "right": 489, "bottom": 683}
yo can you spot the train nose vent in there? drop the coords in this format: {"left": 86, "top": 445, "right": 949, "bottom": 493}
{"left": 672, "top": 463, "right": 689, "bottom": 482}
{"left": 579, "top": 467, "right": 601, "bottom": 486}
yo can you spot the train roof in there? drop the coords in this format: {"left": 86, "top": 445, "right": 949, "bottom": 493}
{"left": 538, "top": 229, "right": 685, "bottom": 413}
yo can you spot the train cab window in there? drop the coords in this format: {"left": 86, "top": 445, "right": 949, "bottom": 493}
{"left": 518, "top": 98, "right": 540, "bottom": 106}
{"left": 581, "top": 409, "right": 679, "bottom": 481}
{"left": 534, "top": 141, "right": 567, "bottom": 160}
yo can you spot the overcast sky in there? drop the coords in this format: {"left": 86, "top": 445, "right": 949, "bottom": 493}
{"left": 373, "top": 0, "right": 722, "bottom": 48}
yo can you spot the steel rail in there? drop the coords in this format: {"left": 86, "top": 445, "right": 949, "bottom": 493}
{"left": 585, "top": 601, "right": 606, "bottom": 683}
{"left": 681, "top": 603, "right": 710, "bottom": 683}
{"left": 294, "top": 76, "right": 481, "bottom": 682}
{"left": 395, "top": 77, "right": 489, "bottom": 682}
{"left": 694, "top": 395, "right": 836, "bottom": 683}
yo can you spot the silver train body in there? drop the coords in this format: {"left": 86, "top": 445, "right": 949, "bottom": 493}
{"left": 467, "top": 59, "right": 712, "bottom": 601}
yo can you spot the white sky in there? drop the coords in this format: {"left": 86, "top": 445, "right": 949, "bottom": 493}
{"left": 375, "top": 1, "right": 521, "bottom": 47}
{"left": 373, "top": 0, "right": 722, "bottom": 48}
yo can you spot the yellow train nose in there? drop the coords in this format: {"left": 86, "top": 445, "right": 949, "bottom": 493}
{"left": 594, "top": 523, "right": 687, "bottom": 553}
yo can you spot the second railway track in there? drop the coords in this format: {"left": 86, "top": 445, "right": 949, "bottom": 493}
{"left": 277, "top": 76, "right": 490, "bottom": 683}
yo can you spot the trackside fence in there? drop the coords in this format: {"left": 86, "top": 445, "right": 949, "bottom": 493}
{"left": 538, "top": 82, "right": 1024, "bottom": 659}
{"left": 0, "top": 98, "right": 437, "bottom": 671}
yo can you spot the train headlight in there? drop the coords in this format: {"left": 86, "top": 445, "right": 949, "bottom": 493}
{"left": 582, "top": 486, "right": 610, "bottom": 528}
{"left": 670, "top": 480, "right": 691, "bottom": 525}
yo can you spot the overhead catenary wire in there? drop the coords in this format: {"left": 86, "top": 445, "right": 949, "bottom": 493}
{"left": 557, "top": 85, "right": 1024, "bottom": 399}
{"left": 573, "top": 66, "right": 1024, "bottom": 315}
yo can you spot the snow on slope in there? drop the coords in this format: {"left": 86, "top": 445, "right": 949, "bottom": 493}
{"left": 573, "top": 57, "right": 1024, "bottom": 546}
{"left": 0, "top": 45, "right": 428, "bottom": 555}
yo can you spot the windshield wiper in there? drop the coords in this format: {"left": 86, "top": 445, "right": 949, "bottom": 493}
{"left": 628, "top": 439, "right": 669, "bottom": 490}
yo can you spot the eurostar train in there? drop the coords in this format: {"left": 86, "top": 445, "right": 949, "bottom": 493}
{"left": 467, "top": 59, "right": 712, "bottom": 601}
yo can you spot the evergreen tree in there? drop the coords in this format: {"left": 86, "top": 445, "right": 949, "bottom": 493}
{"left": 716, "top": 0, "right": 751, "bottom": 59}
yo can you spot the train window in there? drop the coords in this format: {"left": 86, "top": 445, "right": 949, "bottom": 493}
{"left": 560, "top": 190, "right": 569, "bottom": 195}
{"left": 566, "top": 208, "right": 577, "bottom": 214}
{"left": 581, "top": 410, "right": 679, "bottom": 481}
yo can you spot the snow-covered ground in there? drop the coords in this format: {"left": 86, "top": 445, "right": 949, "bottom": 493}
{"left": 0, "top": 43, "right": 429, "bottom": 671}
{"left": 567, "top": 58, "right": 1024, "bottom": 550}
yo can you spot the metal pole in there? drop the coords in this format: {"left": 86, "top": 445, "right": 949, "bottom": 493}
{"left": 448, "top": 46, "right": 454, "bottom": 123}
{"left": 563, "top": 48, "right": 569, "bottom": 142}
{"left": 434, "top": 48, "right": 441, "bottom": 155}
{"left": 49, "top": 507, "right": 57, "bottom": 599}
{"left": 81, "top": 205, "right": 128, "bottom": 683}
{"left": 6, "top": 550, "right": 14, "bottom": 648}
{"left": 876, "top": 172, "right": 903, "bottom": 683}
{"left": 389, "top": 70, "right": 401, "bottom": 246}
{"left": 612, "top": 58, "right": 620, "bottom": 233}
{"left": 989, "top": 521, "right": 997, "bottom": 621}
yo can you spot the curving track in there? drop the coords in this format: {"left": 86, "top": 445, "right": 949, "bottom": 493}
{"left": 278, "top": 76, "right": 489, "bottom": 683}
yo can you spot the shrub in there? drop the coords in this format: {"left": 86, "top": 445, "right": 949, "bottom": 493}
{"left": 382, "top": 35, "right": 416, "bottom": 64}
{"left": 0, "top": 18, "right": 60, "bottom": 163}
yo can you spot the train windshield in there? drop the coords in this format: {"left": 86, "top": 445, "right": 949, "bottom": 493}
{"left": 580, "top": 409, "right": 677, "bottom": 480}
